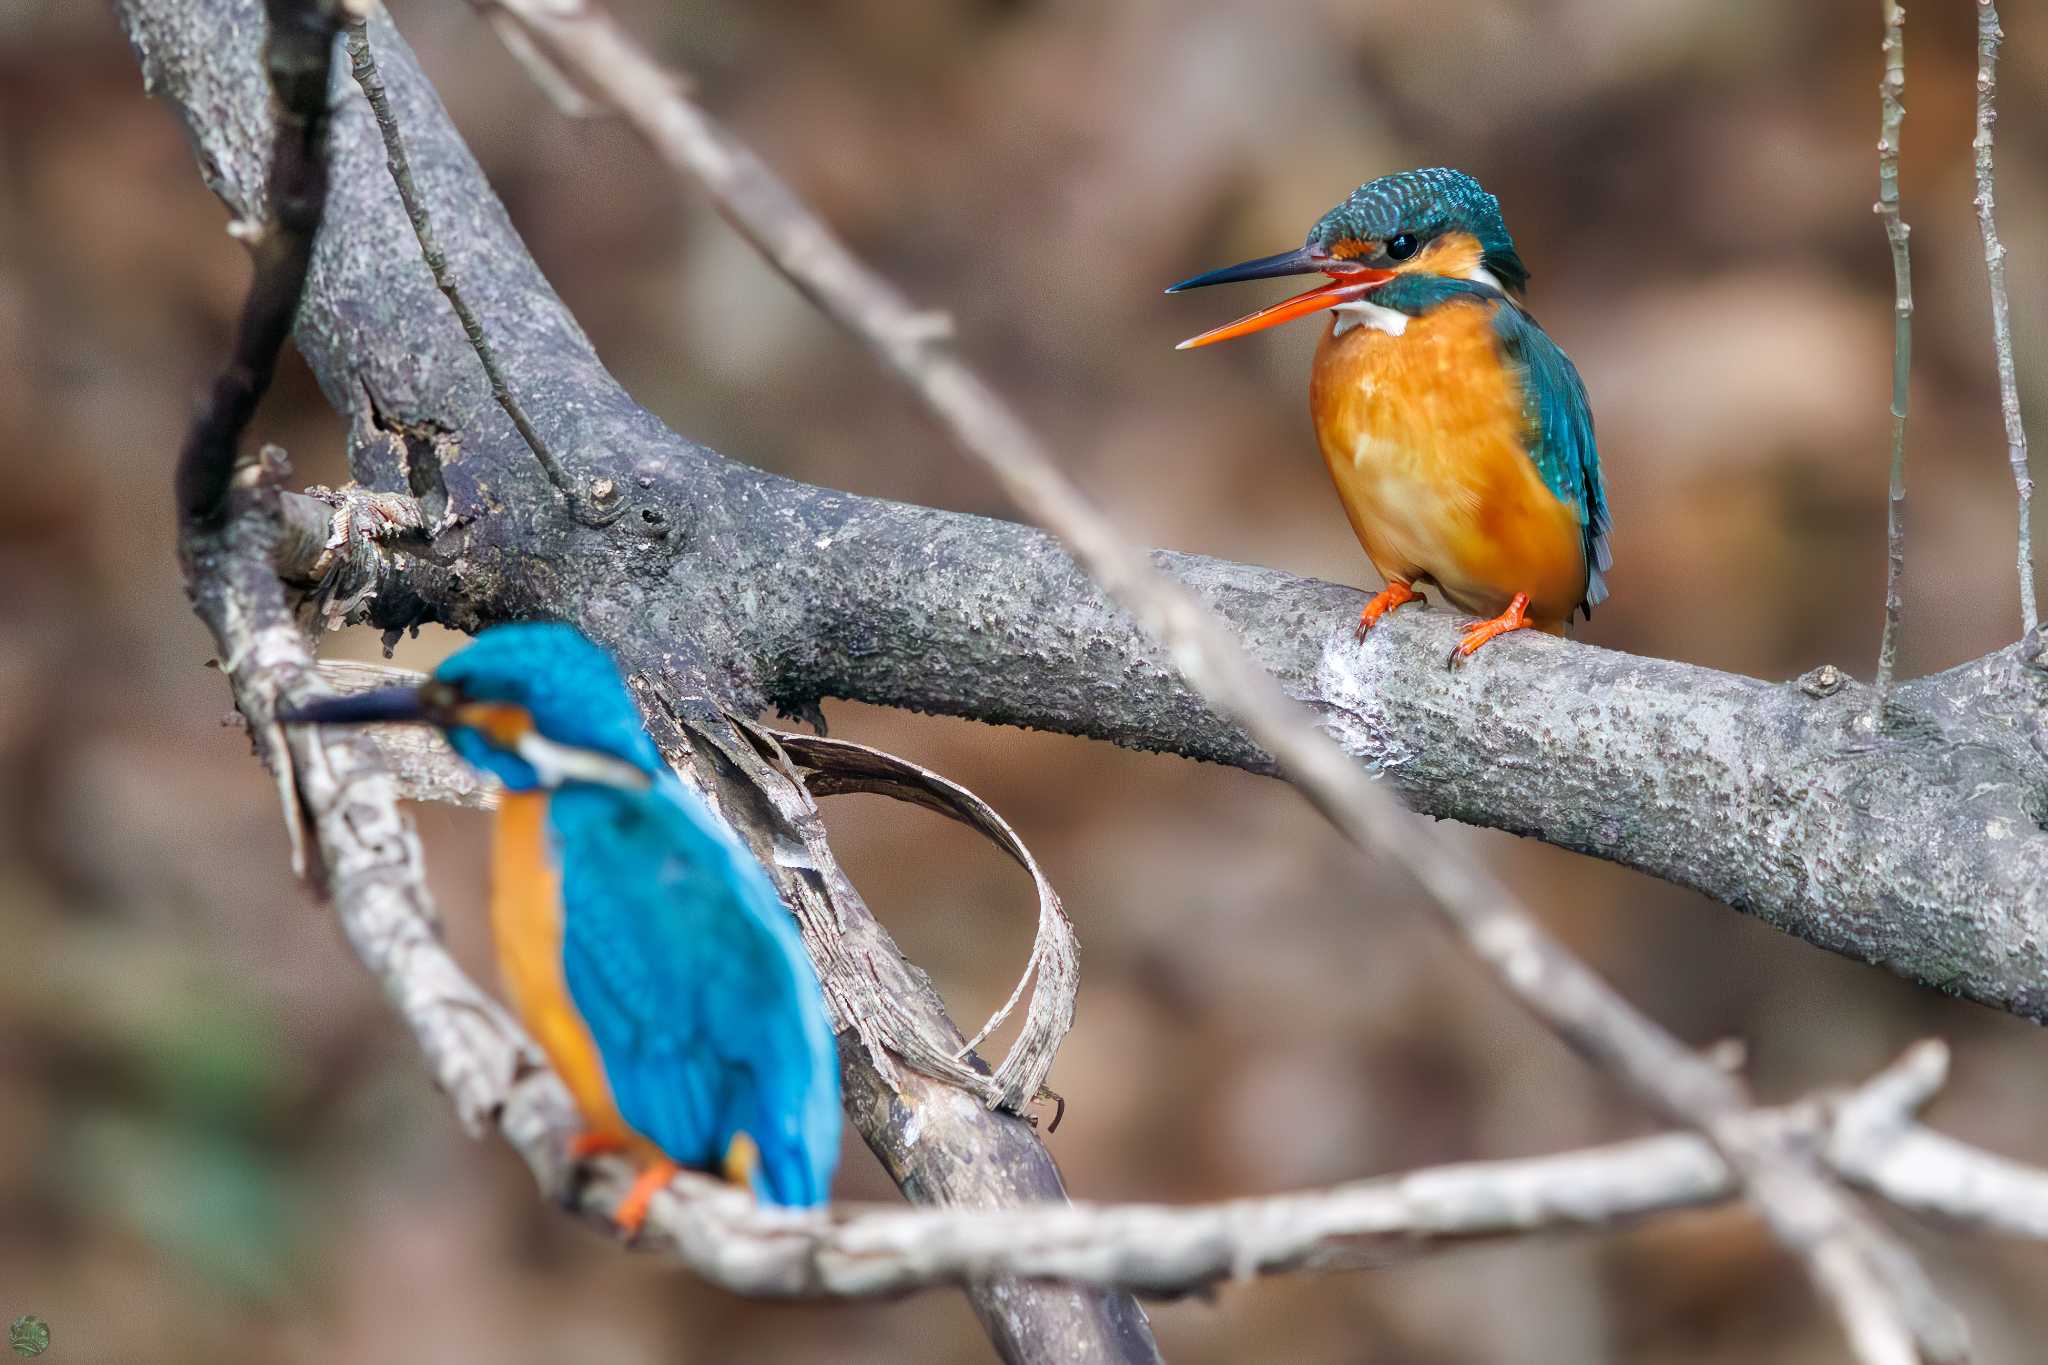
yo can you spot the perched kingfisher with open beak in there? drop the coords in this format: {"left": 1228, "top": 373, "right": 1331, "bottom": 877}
{"left": 286, "top": 623, "right": 840, "bottom": 1229}
{"left": 1169, "top": 168, "right": 1611, "bottom": 660}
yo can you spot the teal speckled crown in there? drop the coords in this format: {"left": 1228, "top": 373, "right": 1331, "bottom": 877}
{"left": 1310, "top": 168, "right": 1527, "bottom": 293}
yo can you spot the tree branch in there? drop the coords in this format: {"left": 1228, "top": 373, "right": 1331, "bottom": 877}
{"left": 1874, "top": 0, "right": 1913, "bottom": 703}
{"left": 341, "top": 19, "right": 620, "bottom": 527}
{"left": 1972, "top": 0, "right": 2036, "bottom": 636}
{"left": 325, "top": 693, "right": 2048, "bottom": 1276}
{"left": 163, "top": 0, "right": 2048, "bottom": 1026}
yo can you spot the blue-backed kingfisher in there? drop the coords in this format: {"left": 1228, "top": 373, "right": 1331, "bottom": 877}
{"left": 288, "top": 624, "right": 840, "bottom": 1228}
{"left": 1169, "top": 168, "right": 1612, "bottom": 659}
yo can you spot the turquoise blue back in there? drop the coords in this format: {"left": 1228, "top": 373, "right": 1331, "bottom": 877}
{"left": 553, "top": 777, "right": 841, "bottom": 1206}
{"left": 438, "top": 624, "right": 841, "bottom": 1206}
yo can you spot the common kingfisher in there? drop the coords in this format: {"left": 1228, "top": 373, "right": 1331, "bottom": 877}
{"left": 287, "top": 624, "right": 841, "bottom": 1228}
{"left": 1169, "top": 168, "right": 1611, "bottom": 659}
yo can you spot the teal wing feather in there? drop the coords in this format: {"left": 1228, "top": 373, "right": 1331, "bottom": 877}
{"left": 550, "top": 778, "right": 841, "bottom": 1207}
{"left": 1491, "top": 301, "right": 1612, "bottom": 616}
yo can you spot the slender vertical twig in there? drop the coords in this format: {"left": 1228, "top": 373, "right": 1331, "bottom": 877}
{"left": 344, "top": 20, "right": 623, "bottom": 527}
{"left": 1973, "top": 0, "right": 2036, "bottom": 635}
{"left": 1874, "top": 0, "right": 1912, "bottom": 701}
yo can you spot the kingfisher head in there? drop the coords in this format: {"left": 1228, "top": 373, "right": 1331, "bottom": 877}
{"left": 1167, "top": 168, "right": 1527, "bottom": 349}
{"left": 284, "top": 623, "right": 663, "bottom": 792}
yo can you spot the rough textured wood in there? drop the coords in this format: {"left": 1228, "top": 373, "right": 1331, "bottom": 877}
{"left": 126, "top": 0, "right": 2048, "bottom": 1023}
{"left": 161, "top": 0, "right": 2045, "bottom": 1027}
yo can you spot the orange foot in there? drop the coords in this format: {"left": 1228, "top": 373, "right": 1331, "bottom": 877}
{"left": 615, "top": 1158, "right": 681, "bottom": 1239}
{"left": 1355, "top": 581, "right": 1423, "bottom": 640}
{"left": 1449, "top": 592, "right": 1535, "bottom": 667}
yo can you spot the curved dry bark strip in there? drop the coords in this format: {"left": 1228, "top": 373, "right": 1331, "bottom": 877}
{"left": 131, "top": 0, "right": 2048, "bottom": 1028}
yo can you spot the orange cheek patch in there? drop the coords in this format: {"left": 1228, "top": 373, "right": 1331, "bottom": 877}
{"left": 457, "top": 702, "right": 535, "bottom": 748}
{"left": 1326, "top": 237, "right": 1374, "bottom": 260}
{"left": 1403, "top": 230, "right": 1484, "bottom": 278}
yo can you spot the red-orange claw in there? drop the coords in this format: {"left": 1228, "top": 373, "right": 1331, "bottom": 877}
{"left": 615, "top": 1159, "right": 682, "bottom": 1239}
{"left": 1355, "top": 581, "right": 1423, "bottom": 641}
{"left": 1448, "top": 592, "right": 1535, "bottom": 668}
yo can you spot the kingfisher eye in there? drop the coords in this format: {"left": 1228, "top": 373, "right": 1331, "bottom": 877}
{"left": 1386, "top": 233, "right": 1420, "bottom": 261}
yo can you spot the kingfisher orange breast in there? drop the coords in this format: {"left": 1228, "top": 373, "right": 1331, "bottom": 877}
{"left": 491, "top": 792, "right": 653, "bottom": 1155}
{"left": 1308, "top": 299, "right": 1588, "bottom": 626}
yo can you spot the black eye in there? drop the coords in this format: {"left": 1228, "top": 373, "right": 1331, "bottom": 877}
{"left": 1386, "top": 233, "right": 1420, "bottom": 261}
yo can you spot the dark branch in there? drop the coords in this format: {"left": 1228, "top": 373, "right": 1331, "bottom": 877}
{"left": 172, "top": 0, "right": 340, "bottom": 530}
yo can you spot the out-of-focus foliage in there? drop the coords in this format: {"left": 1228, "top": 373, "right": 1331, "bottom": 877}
{"left": 3, "top": 1, "right": 2047, "bottom": 1360}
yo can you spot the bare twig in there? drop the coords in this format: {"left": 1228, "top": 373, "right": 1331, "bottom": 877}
{"left": 175, "top": 0, "right": 344, "bottom": 531}
{"left": 471, "top": 2, "right": 1966, "bottom": 1359}
{"left": 1972, "top": 0, "right": 2035, "bottom": 635}
{"left": 343, "top": 19, "right": 622, "bottom": 527}
{"left": 1875, "top": 0, "right": 1913, "bottom": 702}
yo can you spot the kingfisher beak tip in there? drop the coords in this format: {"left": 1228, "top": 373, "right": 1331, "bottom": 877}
{"left": 1171, "top": 268, "right": 1395, "bottom": 351}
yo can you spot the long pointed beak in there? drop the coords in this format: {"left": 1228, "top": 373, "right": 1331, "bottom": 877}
{"left": 1167, "top": 246, "right": 1394, "bottom": 350}
{"left": 278, "top": 686, "right": 435, "bottom": 727}
{"left": 1165, "top": 246, "right": 1336, "bottom": 294}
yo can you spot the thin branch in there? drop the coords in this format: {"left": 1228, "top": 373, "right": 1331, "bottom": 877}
{"left": 1972, "top": 0, "right": 2035, "bottom": 635}
{"left": 175, "top": 0, "right": 344, "bottom": 531}
{"left": 343, "top": 19, "right": 623, "bottom": 527}
{"left": 317, "top": 705, "right": 2048, "bottom": 1279}
{"left": 629, "top": 1040, "right": 2048, "bottom": 1295}
{"left": 472, "top": 3, "right": 1968, "bottom": 1359}
{"left": 1875, "top": 0, "right": 1913, "bottom": 701}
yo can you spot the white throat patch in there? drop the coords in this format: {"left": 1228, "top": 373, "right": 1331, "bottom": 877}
{"left": 1331, "top": 263, "right": 1506, "bottom": 338}
{"left": 1331, "top": 301, "right": 1408, "bottom": 337}
{"left": 513, "top": 730, "right": 653, "bottom": 790}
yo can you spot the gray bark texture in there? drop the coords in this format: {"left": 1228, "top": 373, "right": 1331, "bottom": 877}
{"left": 131, "top": 0, "right": 2047, "bottom": 1103}
{"left": 129, "top": 0, "right": 2048, "bottom": 1022}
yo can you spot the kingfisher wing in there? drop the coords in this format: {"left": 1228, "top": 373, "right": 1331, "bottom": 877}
{"left": 551, "top": 780, "right": 841, "bottom": 1206}
{"left": 1493, "top": 302, "right": 1613, "bottom": 615}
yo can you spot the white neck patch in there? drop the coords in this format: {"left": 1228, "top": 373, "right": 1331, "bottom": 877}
{"left": 1330, "top": 263, "right": 1506, "bottom": 338}
{"left": 1331, "top": 301, "right": 1409, "bottom": 337}
{"left": 513, "top": 730, "right": 654, "bottom": 790}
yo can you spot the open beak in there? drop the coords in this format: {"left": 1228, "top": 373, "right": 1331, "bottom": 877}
{"left": 1166, "top": 246, "right": 1394, "bottom": 350}
{"left": 278, "top": 686, "right": 436, "bottom": 727}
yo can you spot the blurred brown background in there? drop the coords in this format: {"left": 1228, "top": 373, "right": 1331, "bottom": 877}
{"left": 4, "top": 0, "right": 2048, "bottom": 1361}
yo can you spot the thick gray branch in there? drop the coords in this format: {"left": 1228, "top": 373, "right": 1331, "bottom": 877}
{"left": 135, "top": 0, "right": 2048, "bottom": 1051}
{"left": 188, "top": 0, "right": 2047, "bottom": 1022}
